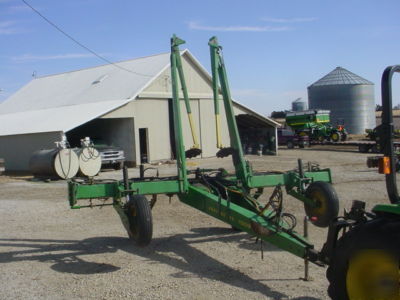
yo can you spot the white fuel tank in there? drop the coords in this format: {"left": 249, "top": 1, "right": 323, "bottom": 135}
{"left": 29, "top": 148, "right": 79, "bottom": 179}
{"left": 77, "top": 147, "right": 102, "bottom": 177}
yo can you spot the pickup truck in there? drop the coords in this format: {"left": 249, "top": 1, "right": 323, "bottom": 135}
{"left": 278, "top": 128, "right": 310, "bottom": 149}
{"left": 92, "top": 139, "right": 125, "bottom": 170}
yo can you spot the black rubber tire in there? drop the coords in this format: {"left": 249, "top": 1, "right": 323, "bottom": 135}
{"left": 341, "top": 133, "right": 347, "bottom": 141}
{"left": 126, "top": 195, "right": 153, "bottom": 247}
{"left": 327, "top": 217, "right": 400, "bottom": 300}
{"left": 287, "top": 140, "right": 294, "bottom": 149}
{"left": 113, "top": 162, "right": 123, "bottom": 170}
{"left": 330, "top": 132, "right": 340, "bottom": 142}
{"left": 298, "top": 143, "right": 305, "bottom": 149}
{"left": 371, "top": 144, "right": 381, "bottom": 153}
{"left": 304, "top": 181, "right": 339, "bottom": 227}
{"left": 358, "top": 144, "right": 370, "bottom": 153}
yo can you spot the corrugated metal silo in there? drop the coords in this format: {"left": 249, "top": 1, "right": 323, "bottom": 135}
{"left": 308, "top": 67, "right": 375, "bottom": 134}
{"left": 292, "top": 98, "right": 308, "bottom": 111}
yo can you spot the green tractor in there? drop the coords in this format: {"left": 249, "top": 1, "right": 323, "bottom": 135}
{"left": 325, "top": 65, "right": 400, "bottom": 299}
{"left": 286, "top": 110, "right": 348, "bottom": 142}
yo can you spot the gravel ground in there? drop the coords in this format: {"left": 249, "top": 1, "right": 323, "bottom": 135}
{"left": 0, "top": 146, "right": 391, "bottom": 299}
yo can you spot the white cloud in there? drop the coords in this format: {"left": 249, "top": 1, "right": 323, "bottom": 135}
{"left": 188, "top": 21, "right": 290, "bottom": 32}
{"left": 0, "top": 21, "right": 20, "bottom": 34}
{"left": 7, "top": 5, "right": 30, "bottom": 13}
{"left": 262, "top": 17, "right": 317, "bottom": 23}
{"left": 12, "top": 53, "right": 98, "bottom": 62}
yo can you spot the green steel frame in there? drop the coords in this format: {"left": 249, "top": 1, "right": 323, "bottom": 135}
{"left": 371, "top": 65, "right": 400, "bottom": 215}
{"left": 67, "top": 35, "right": 337, "bottom": 264}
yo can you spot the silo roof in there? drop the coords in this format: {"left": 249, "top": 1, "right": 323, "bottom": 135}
{"left": 309, "top": 67, "right": 373, "bottom": 87}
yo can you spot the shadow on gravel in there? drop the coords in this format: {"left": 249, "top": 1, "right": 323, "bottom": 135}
{"left": 0, "top": 227, "right": 319, "bottom": 299}
{"left": 0, "top": 237, "right": 120, "bottom": 274}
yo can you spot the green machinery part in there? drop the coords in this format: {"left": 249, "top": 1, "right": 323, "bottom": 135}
{"left": 285, "top": 110, "right": 331, "bottom": 128}
{"left": 209, "top": 36, "right": 223, "bottom": 149}
{"left": 67, "top": 35, "right": 340, "bottom": 266}
{"left": 323, "top": 66, "right": 400, "bottom": 300}
{"left": 286, "top": 110, "right": 347, "bottom": 142}
{"left": 171, "top": 35, "right": 201, "bottom": 158}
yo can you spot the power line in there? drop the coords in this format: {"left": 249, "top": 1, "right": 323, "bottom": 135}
{"left": 21, "top": 0, "right": 152, "bottom": 77}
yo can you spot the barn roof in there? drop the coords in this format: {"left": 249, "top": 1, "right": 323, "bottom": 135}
{"left": 0, "top": 50, "right": 277, "bottom": 136}
{"left": 0, "top": 100, "right": 128, "bottom": 136}
{"left": 0, "top": 52, "right": 171, "bottom": 115}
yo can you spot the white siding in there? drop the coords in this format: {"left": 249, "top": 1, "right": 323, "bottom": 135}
{"left": 144, "top": 54, "right": 213, "bottom": 97}
{"left": 132, "top": 100, "right": 171, "bottom": 163}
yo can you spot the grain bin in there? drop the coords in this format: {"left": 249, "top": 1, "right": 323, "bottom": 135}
{"left": 292, "top": 98, "right": 308, "bottom": 111}
{"left": 308, "top": 67, "right": 375, "bottom": 134}
{"left": 29, "top": 148, "right": 79, "bottom": 179}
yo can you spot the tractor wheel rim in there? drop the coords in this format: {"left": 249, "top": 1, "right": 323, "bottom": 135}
{"left": 346, "top": 249, "right": 399, "bottom": 300}
{"left": 310, "top": 190, "right": 327, "bottom": 217}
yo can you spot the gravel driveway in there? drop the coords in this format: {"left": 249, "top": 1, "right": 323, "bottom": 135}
{"left": 0, "top": 147, "right": 389, "bottom": 299}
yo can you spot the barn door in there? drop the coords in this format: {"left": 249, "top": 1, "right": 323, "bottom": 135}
{"left": 139, "top": 128, "right": 149, "bottom": 164}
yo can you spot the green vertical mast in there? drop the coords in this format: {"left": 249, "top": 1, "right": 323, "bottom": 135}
{"left": 170, "top": 35, "right": 189, "bottom": 192}
{"left": 208, "top": 36, "right": 250, "bottom": 187}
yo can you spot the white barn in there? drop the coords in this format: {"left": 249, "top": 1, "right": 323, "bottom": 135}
{"left": 0, "top": 50, "right": 278, "bottom": 171}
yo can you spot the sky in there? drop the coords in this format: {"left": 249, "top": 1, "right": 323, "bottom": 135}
{"left": 1, "top": 0, "right": 400, "bottom": 116}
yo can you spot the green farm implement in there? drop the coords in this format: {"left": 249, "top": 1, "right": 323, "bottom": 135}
{"left": 66, "top": 36, "right": 400, "bottom": 299}
{"left": 286, "top": 109, "right": 347, "bottom": 142}
{"left": 68, "top": 35, "right": 338, "bottom": 260}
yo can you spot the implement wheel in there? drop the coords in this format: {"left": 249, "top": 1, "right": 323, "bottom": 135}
{"left": 330, "top": 132, "right": 340, "bottom": 142}
{"left": 304, "top": 181, "right": 339, "bottom": 227}
{"left": 126, "top": 195, "right": 153, "bottom": 247}
{"left": 327, "top": 218, "right": 400, "bottom": 300}
{"left": 358, "top": 144, "right": 370, "bottom": 153}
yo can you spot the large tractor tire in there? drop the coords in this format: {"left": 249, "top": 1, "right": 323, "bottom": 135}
{"left": 327, "top": 217, "right": 400, "bottom": 300}
{"left": 304, "top": 181, "right": 339, "bottom": 227}
{"left": 126, "top": 194, "right": 153, "bottom": 247}
{"left": 330, "top": 132, "right": 340, "bottom": 142}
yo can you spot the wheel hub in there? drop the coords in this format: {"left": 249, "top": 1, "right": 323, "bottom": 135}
{"left": 346, "top": 250, "right": 399, "bottom": 300}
